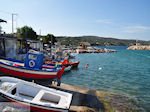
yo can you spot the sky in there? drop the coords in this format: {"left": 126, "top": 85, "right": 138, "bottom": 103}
{"left": 0, "top": 0, "right": 150, "bottom": 41}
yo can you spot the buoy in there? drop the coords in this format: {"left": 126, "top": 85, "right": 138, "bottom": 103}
{"left": 98, "top": 67, "right": 102, "bottom": 70}
{"left": 85, "top": 64, "right": 88, "bottom": 69}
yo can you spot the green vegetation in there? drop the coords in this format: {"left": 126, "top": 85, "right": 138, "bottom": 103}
{"left": 56, "top": 36, "right": 150, "bottom": 46}
{"left": 17, "top": 26, "right": 57, "bottom": 45}
{"left": 40, "top": 34, "right": 57, "bottom": 45}
{"left": 17, "top": 26, "right": 37, "bottom": 40}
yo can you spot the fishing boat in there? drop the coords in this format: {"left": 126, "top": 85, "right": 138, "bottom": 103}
{"left": 0, "top": 52, "right": 65, "bottom": 82}
{"left": 43, "top": 63, "right": 71, "bottom": 72}
{"left": 43, "top": 65, "right": 71, "bottom": 72}
{"left": 0, "top": 77, "right": 72, "bottom": 112}
{"left": 46, "top": 59, "right": 80, "bottom": 68}
{"left": 68, "top": 61, "right": 80, "bottom": 67}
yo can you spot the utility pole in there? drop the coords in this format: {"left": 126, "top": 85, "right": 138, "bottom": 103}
{"left": 50, "top": 36, "right": 53, "bottom": 55}
{"left": 39, "top": 29, "right": 41, "bottom": 36}
{"left": 12, "top": 13, "right": 17, "bottom": 35}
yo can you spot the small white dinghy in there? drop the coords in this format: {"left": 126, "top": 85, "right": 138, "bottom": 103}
{"left": 0, "top": 77, "right": 72, "bottom": 112}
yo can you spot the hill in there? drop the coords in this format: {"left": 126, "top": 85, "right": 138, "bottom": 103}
{"left": 56, "top": 36, "right": 150, "bottom": 46}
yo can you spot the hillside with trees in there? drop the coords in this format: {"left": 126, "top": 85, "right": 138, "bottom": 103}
{"left": 15, "top": 26, "right": 150, "bottom": 47}
{"left": 56, "top": 36, "right": 150, "bottom": 46}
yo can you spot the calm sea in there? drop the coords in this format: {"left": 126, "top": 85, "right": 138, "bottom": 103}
{"left": 62, "top": 46, "right": 150, "bottom": 112}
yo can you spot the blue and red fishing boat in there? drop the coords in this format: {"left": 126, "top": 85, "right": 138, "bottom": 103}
{"left": 0, "top": 52, "right": 65, "bottom": 82}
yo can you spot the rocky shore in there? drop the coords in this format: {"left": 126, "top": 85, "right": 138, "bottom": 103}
{"left": 127, "top": 45, "right": 150, "bottom": 50}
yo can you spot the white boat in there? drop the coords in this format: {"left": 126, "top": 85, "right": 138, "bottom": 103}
{"left": 64, "top": 66, "right": 71, "bottom": 72}
{"left": 0, "top": 77, "right": 72, "bottom": 112}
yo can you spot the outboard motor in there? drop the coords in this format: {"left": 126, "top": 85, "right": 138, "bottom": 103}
{"left": 24, "top": 52, "right": 44, "bottom": 69}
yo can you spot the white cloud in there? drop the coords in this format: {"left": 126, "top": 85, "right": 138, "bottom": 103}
{"left": 123, "top": 25, "right": 150, "bottom": 33}
{"left": 96, "top": 19, "right": 113, "bottom": 24}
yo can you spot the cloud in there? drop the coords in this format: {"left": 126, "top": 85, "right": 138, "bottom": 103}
{"left": 96, "top": 19, "right": 113, "bottom": 24}
{"left": 123, "top": 25, "right": 150, "bottom": 33}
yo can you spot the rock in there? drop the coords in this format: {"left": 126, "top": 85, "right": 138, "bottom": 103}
{"left": 127, "top": 45, "right": 150, "bottom": 50}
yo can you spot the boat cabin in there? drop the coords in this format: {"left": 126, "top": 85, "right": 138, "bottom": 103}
{"left": 25, "top": 52, "right": 44, "bottom": 69}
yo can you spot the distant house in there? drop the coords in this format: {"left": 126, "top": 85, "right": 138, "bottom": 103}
{"left": 79, "top": 42, "right": 91, "bottom": 49}
{"left": 76, "top": 42, "right": 91, "bottom": 53}
{"left": 27, "top": 39, "right": 43, "bottom": 51}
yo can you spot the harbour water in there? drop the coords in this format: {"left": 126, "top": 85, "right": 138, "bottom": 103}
{"left": 62, "top": 46, "right": 150, "bottom": 112}
{"left": 0, "top": 46, "right": 149, "bottom": 111}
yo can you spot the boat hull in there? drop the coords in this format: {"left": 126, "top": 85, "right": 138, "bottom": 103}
{"left": 68, "top": 61, "right": 80, "bottom": 67}
{"left": 51, "top": 61, "right": 80, "bottom": 67}
{"left": 4, "top": 95, "right": 68, "bottom": 112}
{"left": 0, "top": 63, "right": 58, "bottom": 79}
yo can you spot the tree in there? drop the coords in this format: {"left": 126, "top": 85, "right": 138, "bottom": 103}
{"left": 17, "top": 26, "right": 37, "bottom": 40}
{"left": 42, "top": 34, "right": 57, "bottom": 45}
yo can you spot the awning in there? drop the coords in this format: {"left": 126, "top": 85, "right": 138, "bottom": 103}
{"left": 0, "top": 19, "right": 7, "bottom": 23}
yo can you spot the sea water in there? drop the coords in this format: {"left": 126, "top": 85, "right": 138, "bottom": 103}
{"left": 0, "top": 46, "right": 149, "bottom": 111}
{"left": 62, "top": 46, "right": 150, "bottom": 111}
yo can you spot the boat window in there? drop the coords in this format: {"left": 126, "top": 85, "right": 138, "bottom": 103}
{"left": 11, "top": 88, "right": 16, "bottom": 95}
{"left": 28, "top": 54, "right": 37, "bottom": 60}
{"left": 40, "top": 93, "right": 60, "bottom": 104}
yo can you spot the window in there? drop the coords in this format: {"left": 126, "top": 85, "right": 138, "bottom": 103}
{"left": 28, "top": 54, "right": 37, "bottom": 60}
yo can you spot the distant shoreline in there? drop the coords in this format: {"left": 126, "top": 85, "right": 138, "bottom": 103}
{"left": 56, "top": 36, "right": 150, "bottom": 46}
